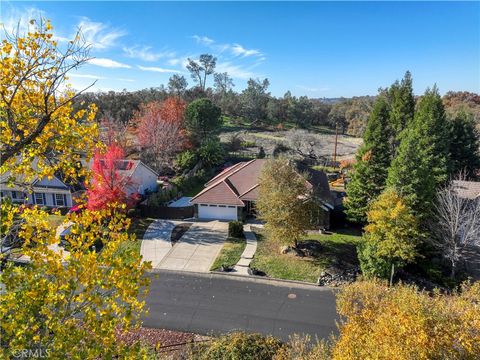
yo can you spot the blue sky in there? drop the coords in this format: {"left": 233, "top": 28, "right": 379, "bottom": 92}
{"left": 2, "top": 1, "right": 479, "bottom": 97}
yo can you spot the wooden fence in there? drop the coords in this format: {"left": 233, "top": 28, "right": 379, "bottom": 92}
{"left": 139, "top": 204, "right": 194, "bottom": 219}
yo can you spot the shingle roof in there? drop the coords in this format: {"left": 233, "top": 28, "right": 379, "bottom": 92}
{"left": 453, "top": 180, "right": 480, "bottom": 200}
{"left": 190, "top": 159, "right": 332, "bottom": 207}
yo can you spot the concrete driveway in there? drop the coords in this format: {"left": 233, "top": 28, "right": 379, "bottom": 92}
{"left": 157, "top": 221, "right": 228, "bottom": 272}
{"left": 140, "top": 220, "right": 178, "bottom": 268}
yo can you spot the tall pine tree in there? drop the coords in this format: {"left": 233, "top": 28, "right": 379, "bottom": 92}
{"left": 387, "top": 86, "right": 449, "bottom": 220}
{"left": 447, "top": 109, "right": 480, "bottom": 178}
{"left": 345, "top": 97, "right": 392, "bottom": 223}
{"left": 387, "top": 71, "right": 415, "bottom": 154}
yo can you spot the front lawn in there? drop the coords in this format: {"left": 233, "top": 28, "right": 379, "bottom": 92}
{"left": 129, "top": 217, "right": 155, "bottom": 240}
{"left": 48, "top": 214, "right": 65, "bottom": 229}
{"left": 210, "top": 236, "right": 247, "bottom": 271}
{"left": 249, "top": 227, "right": 362, "bottom": 283}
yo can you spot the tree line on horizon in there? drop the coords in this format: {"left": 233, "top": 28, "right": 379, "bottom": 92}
{"left": 75, "top": 53, "right": 480, "bottom": 138}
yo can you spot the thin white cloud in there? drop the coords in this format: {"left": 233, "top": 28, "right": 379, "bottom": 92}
{"left": 70, "top": 73, "right": 107, "bottom": 80}
{"left": 138, "top": 65, "right": 181, "bottom": 73}
{"left": 123, "top": 45, "right": 175, "bottom": 62}
{"left": 89, "top": 58, "right": 131, "bottom": 68}
{"left": 114, "top": 78, "right": 135, "bottom": 82}
{"left": 192, "top": 35, "right": 264, "bottom": 59}
{"left": 192, "top": 35, "right": 215, "bottom": 46}
{"left": 0, "top": 6, "right": 45, "bottom": 34}
{"left": 216, "top": 61, "right": 257, "bottom": 80}
{"left": 230, "top": 44, "right": 261, "bottom": 57}
{"left": 77, "top": 17, "right": 125, "bottom": 50}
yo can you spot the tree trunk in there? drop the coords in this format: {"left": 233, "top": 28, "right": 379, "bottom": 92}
{"left": 451, "top": 259, "right": 456, "bottom": 279}
{"left": 389, "top": 263, "right": 395, "bottom": 287}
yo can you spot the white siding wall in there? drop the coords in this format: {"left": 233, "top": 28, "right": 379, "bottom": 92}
{"left": 129, "top": 164, "right": 158, "bottom": 195}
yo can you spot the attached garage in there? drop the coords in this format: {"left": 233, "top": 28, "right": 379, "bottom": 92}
{"left": 198, "top": 204, "right": 238, "bottom": 220}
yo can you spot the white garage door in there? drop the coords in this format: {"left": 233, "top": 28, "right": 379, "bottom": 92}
{"left": 198, "top": 204, "right": 237, "bottom": 220}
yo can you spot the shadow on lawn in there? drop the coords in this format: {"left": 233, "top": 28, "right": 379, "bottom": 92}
{"left": 315, "top": 239, "right": 359, "bottom": 268}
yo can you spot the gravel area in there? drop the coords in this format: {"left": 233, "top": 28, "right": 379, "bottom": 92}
{"left": 117, "top": 327, "right": 209, "bottom": 349}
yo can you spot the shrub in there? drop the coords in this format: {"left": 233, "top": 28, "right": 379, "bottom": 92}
{"left": 241, "top": 140, "right": 256, "bottom": 148}
{"left": 226, "top": 133, "right": 244, "bottom": 152}
{"left": 272, "top": 143, "right": 290, "bottom": 157}
{"left": 257, "top": 146, "right": 266, "bottom": 159}
{"left": 333, "top": 280, "right": 480, "bottom": 359}
{"left": 198, "top": 137, "right": 225, "bottom": 168}
{"left": 192, "top": 332, "right": 283, "bottom": 360}
{"left": 175, "top": 150, "right": 198, "bottom": 172}
{"left": 228, "top": 221, "right": 244, "bottom": 238}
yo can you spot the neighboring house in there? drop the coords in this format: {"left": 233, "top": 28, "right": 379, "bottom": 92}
{"left": 190, "top": 159, "right": 333, "bottom": 223}
{"left": 0, "top": 173, "right": 76, "bottom": 208}
{"left": 98, "top": 159, "right": 159, "bottom": 196}
{"left": 0, "top": 159, "right": 158, "bottom": 208}
{"left": 452, "top": 180, "right": 480, "bottom": 200}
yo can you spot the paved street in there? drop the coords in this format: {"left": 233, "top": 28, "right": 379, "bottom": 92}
{"left": 144, "top": 270, "right": 338, "bottom": 342}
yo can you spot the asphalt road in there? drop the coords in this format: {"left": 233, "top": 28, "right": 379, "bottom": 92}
{"left": 143, "top": 270, "right": 338, "bottom": 342}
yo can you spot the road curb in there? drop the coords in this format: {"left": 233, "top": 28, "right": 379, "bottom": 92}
{"left": 148, "top": 268, "right": 336, "bottom": 290}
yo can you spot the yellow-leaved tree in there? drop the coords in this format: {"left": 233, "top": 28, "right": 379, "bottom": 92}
{"left": 256, "top": 158, "right": 312, "bottom": 248}
{"left": 0, "top": 18, "right": 97, "bottom": 182}
{"left": 0, "top": 20, "right": 151, "bottom": 358}
{"left": 358, "top": 188, "right": 420, "bottom": 283}
{"left": 333, "top": 280, "right": 480, "bottom": 360}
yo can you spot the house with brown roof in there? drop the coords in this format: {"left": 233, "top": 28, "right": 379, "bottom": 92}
{"left": 190, "top": 159, "right": 333, "bottom": 222}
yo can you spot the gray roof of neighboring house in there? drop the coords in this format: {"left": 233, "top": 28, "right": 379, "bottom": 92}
{"left": 452, "top": 180, "right": 480, "bottom": 199}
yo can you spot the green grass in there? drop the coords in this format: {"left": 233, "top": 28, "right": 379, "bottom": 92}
{"left": 251, "top": 133, "right": 286, "bottom": 141}
{"left": 129, "top": 217, "right": 155, "bottom": 239}
{"left": 48, "top": 214, "right": 65, "bottom": 228}
{"left": 210, "top": 236, "right": 247, "bottom": 271}
{"left": 119, "top": 217, "right": 155, "bottom": 257}
{"left": 311, "top": 165, "right": 341, "bottom": 173}
{"left": 250, "top": 227, "right": 362, "bottom": 283}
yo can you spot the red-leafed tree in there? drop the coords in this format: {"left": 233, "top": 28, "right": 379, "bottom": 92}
{"left": 87, "top": 144, "right": 139, "bottom": 210}
{"left": 135, "top": 98, "right": 187, "bottom": 171}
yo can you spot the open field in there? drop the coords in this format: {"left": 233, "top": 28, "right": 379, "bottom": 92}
{"left": 219, "top": 125, "right": 362, "bottom": 162}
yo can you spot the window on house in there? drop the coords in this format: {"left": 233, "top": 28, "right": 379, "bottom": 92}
{"left": 55, "top": 194, "right": 66, "bottom": 206}
{"left": 219, "top": 205, "right": 226, "bottom": 207}
{"left": 209, "top": 204, "right": 217, "bottom": 207}
{"left": 11, "top": 191, "right": 26, "bottom": 202}
{"left": 34, "top": 193, "right": 45, "bottom": 205}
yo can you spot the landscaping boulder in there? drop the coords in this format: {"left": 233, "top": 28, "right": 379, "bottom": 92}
{"left": 317, "top": 266, "right": 360, "bottom": 287}
{"left": 280, "top": 245, "right": 290, "bottom": 254}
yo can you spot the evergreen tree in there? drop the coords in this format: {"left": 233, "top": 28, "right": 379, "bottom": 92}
{"left": 447, "top": 109, "right": 480, "bottom": 178}
{"left": 387, "top": 86, "right": 449, "bottom": 220}
{"left": 345, "top": 97, "right": 392, "bottom": 223}
{"left": 387, "top": 71, "right": 415, "bottom": 153}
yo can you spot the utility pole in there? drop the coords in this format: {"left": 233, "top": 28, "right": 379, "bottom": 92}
{"left": 333, "top": 122, "right": 338, "bottom": 164}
